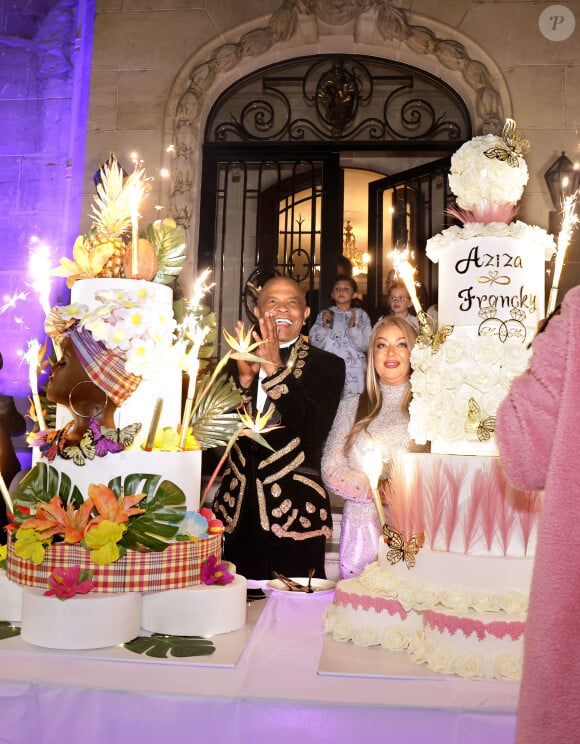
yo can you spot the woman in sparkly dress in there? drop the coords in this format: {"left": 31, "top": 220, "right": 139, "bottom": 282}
{"left": 321, "top": 316, "right": 425, "bottom": 578}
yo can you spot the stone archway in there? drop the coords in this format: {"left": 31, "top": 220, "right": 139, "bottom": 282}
{"left": 166, "top": 0, "right": 511, "bottom": 292}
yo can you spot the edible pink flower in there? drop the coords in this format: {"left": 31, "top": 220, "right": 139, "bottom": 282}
{"left": 200, "top": 555, "right": 234, "bottom": 585}
{"left": 44, "top": 566, "right": 95, "bottom": 600}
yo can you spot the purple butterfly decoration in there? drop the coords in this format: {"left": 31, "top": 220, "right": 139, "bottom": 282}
{"left": 88, "top": 418, "right": 123, "bottom": 457}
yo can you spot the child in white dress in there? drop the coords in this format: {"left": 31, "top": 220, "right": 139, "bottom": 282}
{"left": 309, "top": 276, "right": 372, "bottom": 397}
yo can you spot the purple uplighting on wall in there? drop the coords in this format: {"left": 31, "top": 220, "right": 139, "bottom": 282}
{"left": 0, "top": 0, "right": 95, "bottom": 398}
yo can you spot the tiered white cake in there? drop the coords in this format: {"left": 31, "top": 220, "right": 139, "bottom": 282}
{"left": 324, "top": 454, "right": 540, "bottom": 680}
{"left": 409, "top": 125, "right": 554, "bottom": 456}
{"left": 7, "top": 278, "right": 247, "bottom": 649}
{"left": 324, "top": 123, "right": 548, "bottom": 680}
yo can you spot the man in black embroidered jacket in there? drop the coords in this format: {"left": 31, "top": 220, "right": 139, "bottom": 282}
{"left": 213, "top": 277, "right": 345, "bottom": 580}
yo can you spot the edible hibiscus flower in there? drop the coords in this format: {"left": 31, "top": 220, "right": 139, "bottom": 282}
{"left": 200, "top": 555, "right": 234, "bottom": 586}
{"left": 44, "top": 566, "right": 94, "bottom": 600}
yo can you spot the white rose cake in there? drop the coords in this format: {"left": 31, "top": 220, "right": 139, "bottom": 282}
{"left": 324, "top": 453, "right": 540, "bottom": 680}
{"left": 409, "top": 120, "right": 554, "bottom": 456}
{"left": 324, "top": 122, "right": 548, "bottom": 680}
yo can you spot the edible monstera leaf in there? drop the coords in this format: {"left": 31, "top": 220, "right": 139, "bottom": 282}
{"left": 189, "top": 371, "right": 244, "bottom": 449}
{"left": 0, "top": 622, "right": 21, "bottom": 641}
{"left": 123, "top": 633, "right": 215, "bottom": 658}
{"left": 143, "top": 220, "right": 187, "bottom": 285}
{"left": 11, "top": 462, "right": 84, "bottom": 525}
{"left": 108, "top": 474, "right": 186, "bottom": 553}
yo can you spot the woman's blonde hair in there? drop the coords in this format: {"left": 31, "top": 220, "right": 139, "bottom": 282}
{"left": 344, "top": 316, "right": 417, "bottom": 453}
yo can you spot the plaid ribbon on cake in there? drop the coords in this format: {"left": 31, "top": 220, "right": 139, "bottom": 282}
{"left": 6, "top": 534, "right": 221, "bottom": 593}
{"left": 69, "top": 324, "right": 141, "bottom": 407}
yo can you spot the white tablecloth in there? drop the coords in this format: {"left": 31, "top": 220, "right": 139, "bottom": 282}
{"left": 0, "top": 591, "right": 517, "bottom": 744}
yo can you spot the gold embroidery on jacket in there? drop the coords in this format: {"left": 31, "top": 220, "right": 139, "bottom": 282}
{"left": 262, "top": 453, "right": 305, "bottom": 484}
{"left": 271, "top": 483, "right": 282, "bottom": 498}
{"left": 259, "top": 437, "right": 301, "bottom": 467}
{"left": 267, "top": 383, "right": 288, "bottom": 400}
{"left": 293, "top": 473, "right": 326, "bottom": 498}
{"left": 271, "top": 523, "right": 333, "bottom": 540}
{"left": 256, "top": 479, "right": 270, "bottom": 531}
{"left": 219, "top": 451, "right": 246, "bottom": 533}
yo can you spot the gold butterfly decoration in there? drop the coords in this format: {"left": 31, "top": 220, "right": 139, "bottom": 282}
{"left": 416, "top": 312, "right": 455, "bottom": 354}
{"left": 464, "top": 397, "right": 496, "bottom": 442}
{"left": 383, "top": 525, "right": 424, "bottom": 570}
{"left": 61, "top": 426, "right": 97, "bottom": 466}
{"left": 483, "top": 118, "right": 530, "bottom": 168}
{"left": 101, "top": 422, "right": 142, "bottom": 449}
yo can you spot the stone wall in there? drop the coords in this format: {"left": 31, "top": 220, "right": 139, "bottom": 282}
{"left": 85, "top": 0, "right": 580, "bottom": 245}
{"left": 0, "top": 0, "right": 94, "bottom": 396}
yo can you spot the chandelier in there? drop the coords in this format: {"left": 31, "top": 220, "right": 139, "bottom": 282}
{"left": 343, "top": 220, "right": 369, "bottom": 275}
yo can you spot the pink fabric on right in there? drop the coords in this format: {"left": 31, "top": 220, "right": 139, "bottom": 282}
{"left": 496, "top": 285, "right": 580, "bottom": 744}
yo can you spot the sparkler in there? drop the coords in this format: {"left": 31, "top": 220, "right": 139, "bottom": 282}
{"left": 0, "top": 472, "right": 12, "bottom": 515}
{"left": 547, "top": 190, "right": 580, "bottom": 317}
{"left": 28, "top": 240, "right": 52, "bottom": 317}
{"left": 398, "top": 260, "right": 424, "bottom": 317}
{"left": 129, "top": 181, "right": 144, "bottom": 279}
{"left": 0, "top": 290, "right": 27, "bottom": 316}
{"left": 177, "top": 269, "right": 214, "bottom": 450}
{"left": 28, "top": 239, "right": 62, "bottom": 360}
{"left": 361, "top": 443, "right": 387, "bottom": 531}
{"left": 24, "top": 339, "right": 47, "bottom": 432}
{"left": 390, "top": 244, "right": 411, "bottom": 278}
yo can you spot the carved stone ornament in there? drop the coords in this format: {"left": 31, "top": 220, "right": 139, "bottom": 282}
{"left": 170, "top": 0, "right": 504, "bottom": 227}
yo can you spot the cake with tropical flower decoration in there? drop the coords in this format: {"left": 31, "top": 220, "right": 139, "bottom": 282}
{"left": 3, "top": 158, "right": 259, "bottom": 649}
{"left": 324, "top": 121, "right": 547, "bottom": 680}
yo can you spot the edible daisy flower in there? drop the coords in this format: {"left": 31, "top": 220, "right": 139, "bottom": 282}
{"left": 44, "top": 566, "right": 94, "bottom": 601}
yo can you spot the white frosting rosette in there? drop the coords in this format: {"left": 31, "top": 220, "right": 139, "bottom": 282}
{"left": 448, "top": 134, "right": 529, "bottom": 210}
{"left": 352, "top": 625, "right": 380, "bottom": 648}
{"left": 470, "top": 592, "right": 501, "bottom": 613}
{"left": 382, "top": 626, "right": 409, "bottom": 651}
{"left": 494, "top": 653, "right": 522, "bottom": 681}
{"left": 498, "top": 590, "right": 528, "bottom": 615}
{"left": 407, "top": 630, "right": 431, "bottom": 664}
{"left": 332, "top": 617, "right": 355, "bottom": 643}
{"left": 428, "top": 644, "right": 456, "bottom": 675}
{"left": 426, "top": 221, "right": 555, "bottom": 263}
{"left": 441, "top": 587, "right": 470, "bottom": 613}
{"left": 453, "top": 651, "right": 487, "bottom": 679}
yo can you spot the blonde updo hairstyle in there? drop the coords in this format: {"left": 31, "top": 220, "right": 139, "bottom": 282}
{"left": 344, "top": 316, "right": 418, "bottom": 453}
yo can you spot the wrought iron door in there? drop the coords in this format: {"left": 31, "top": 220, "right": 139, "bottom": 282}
{"left": 200, "top": 55, "right": 471, "bottom": 337}
{"left": 367, "top": 158, "right": 454, "bottom": 318}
